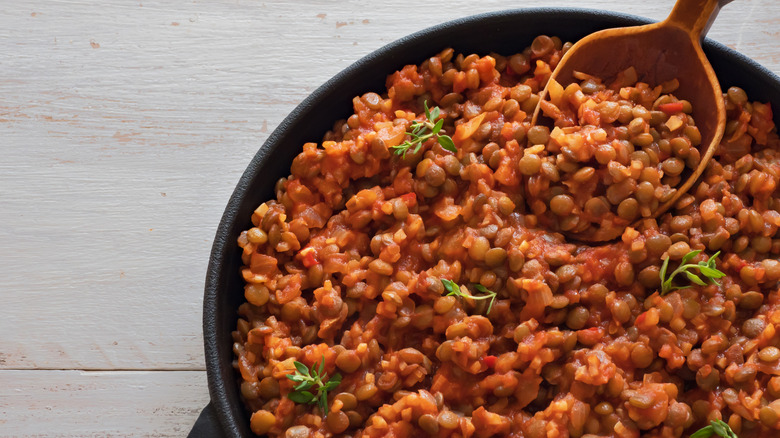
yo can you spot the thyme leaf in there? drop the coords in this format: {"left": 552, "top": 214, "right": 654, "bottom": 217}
{"left": 441, "top": 279, "right": 497, "bottom": 315}
{"left": 660, "top": 250, "right": 725, "bottom": 294}
{"left": 285, "top": 355, "right": 342, "bottom": 416}
{"left": 391, "top": 101, "right": 456, "bottom": 157}
{"left": 690, "top": 420, "right": 738, "bottom": 438}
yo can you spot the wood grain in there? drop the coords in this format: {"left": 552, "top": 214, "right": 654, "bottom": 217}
{"left": 0, "top": 370, "right": 209, "bottom": 436}
{"left": 0, "top": 0, "right": 777, "bottom": 435}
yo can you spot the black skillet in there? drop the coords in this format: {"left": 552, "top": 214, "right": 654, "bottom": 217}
{"left": 188, "top": 8, "right": 780, "bottom": 437}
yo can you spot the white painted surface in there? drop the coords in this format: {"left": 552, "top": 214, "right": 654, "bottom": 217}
{"left": 0, "top": 0, "right": 777, "bottom": 435}
{"left": 0, "top": 371, "right": 208, "bottom": 436}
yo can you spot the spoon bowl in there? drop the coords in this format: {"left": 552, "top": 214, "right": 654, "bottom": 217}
{"left": 532, "top": 0, "right": 732, "bottom": 241}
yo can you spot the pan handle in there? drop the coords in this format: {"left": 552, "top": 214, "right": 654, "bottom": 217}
{"left": 188, "top": 402, "right": 227, "bottom": 438}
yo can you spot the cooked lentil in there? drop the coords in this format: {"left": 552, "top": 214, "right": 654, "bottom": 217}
{"left": 233, "top": 36, "right": 780, "bottom": 437}
{"left": 528, "top": 69, "right": 716, "bottom": 240}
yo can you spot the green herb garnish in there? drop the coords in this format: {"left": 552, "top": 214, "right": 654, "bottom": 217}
{"left": 391, "top": 101, "right": 456, "bottom": 158}
{"left": 690, "top": 419, "right": 738, "bottom": 438}
{"left": 285, "top": 356, "right": 341, "bottom": 416}
{"left": 660, "top": 250, "right": 725, "bottom": 295}
{"left": 441, "top": 279, "right": 497, "bottom": 315}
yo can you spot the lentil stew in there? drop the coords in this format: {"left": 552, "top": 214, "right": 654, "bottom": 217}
{"left": 530, "top": 72, "right": 705, "bottom": 241}
{"left": 230, "top": 34, "right": 780, "bottom": 438}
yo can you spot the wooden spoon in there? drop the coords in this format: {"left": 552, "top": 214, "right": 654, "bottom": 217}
{"left": 532, "top": 0, "right": 733, "bottom": 241}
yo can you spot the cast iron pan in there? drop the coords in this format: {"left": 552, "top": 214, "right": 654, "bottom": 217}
{"left": 189, "top": 7, "right": 780, "bottom": 437}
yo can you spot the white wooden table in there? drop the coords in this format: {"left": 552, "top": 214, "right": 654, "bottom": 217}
{"left": 1, "top": 0, "right": 777, "bottom": 435}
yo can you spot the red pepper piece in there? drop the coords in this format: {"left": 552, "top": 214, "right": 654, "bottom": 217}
{"left": 658, "top": 102, "right": 684, "bottom": 115}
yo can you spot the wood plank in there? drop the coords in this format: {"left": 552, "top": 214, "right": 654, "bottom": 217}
{"left": 0, "top": 0, "right": 776, "bottom": 371}
{"left": 0, "top": 370, "right": 209, "bottom": 437}
{"left": 0, "top": 0, "right": 778, "bottom": 437}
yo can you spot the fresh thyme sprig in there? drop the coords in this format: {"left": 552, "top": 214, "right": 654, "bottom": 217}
{"left": 391, "top": 101, "right": 456, "bottom": 158}
{"left": 285, "top": 356, "right": 341, "bottom": 416}
{"left": 441, "top": 279, "right": 497, "bottom": 315}
{"left": 689, "top": 419, "right": 738, "bottom": 438}
{"left": 659, "top": 250, "right": 726, "bottom": 295}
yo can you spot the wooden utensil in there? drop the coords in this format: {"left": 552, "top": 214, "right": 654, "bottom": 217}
{"left": 532, "top": 0, "right": 733, "bottom": 241}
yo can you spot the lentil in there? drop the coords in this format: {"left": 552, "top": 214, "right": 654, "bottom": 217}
{"left": 759, "top": 346, "right": 780, "bottom": 362}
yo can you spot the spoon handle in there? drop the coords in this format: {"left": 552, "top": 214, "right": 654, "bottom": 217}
{"left": 665, "top": 0, "right": 735, "bottom": 40}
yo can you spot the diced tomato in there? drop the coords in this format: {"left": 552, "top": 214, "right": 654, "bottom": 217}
{"left": 453, "top": 71, "right": 468, "bottom": 94}
{"left": 576, "top": 327, "right": 604, "bottom": 346}
{"left": 481, "top": 355, "right": 497, "bottom": 368}
{"left": 400, "top": 192, "right": 417, "bottom": 207}
{"left": 635, "top": 308, "right": 660, "bottom": 330}
{"left": 500, "top": 122, "right": 515, "bottom": 141}
{"left": 299, "top": 246, "right": 319, "bottom": 268}
{"left": 658, "top": 102, "right": 684, "bottom": 115}
{"left": 580, "top": 105, "right": 601, "bottom": 126}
